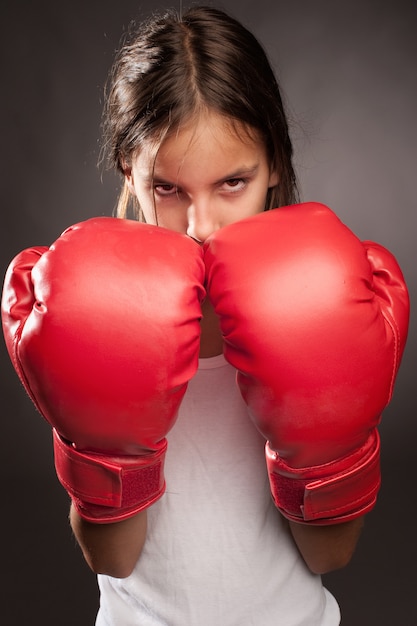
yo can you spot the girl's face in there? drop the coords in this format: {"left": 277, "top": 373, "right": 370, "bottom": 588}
{"left": 125, "top": 111, "right": 278, "bottom": 242}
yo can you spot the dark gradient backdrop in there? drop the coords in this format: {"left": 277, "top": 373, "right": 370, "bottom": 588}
{"left": 1, "top": 1, "right": 416, "bottom": 624}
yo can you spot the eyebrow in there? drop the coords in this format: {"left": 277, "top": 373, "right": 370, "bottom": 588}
{"left": 150, "top": 163, "right": 261, "bottom": 186}
{"left": 216, "top": 164, "right": 260, "bottom": 183}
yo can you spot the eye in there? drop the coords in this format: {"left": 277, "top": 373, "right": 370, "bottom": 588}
{"left": 154, "top": 183, "right": 179, "bottom": 197}
{"left": 222, "top": 178, "right": 247, "bottom": 192}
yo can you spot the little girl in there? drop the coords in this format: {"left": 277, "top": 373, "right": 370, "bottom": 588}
{"left": 1, "top": 5, "right": 409, "bottom": 626}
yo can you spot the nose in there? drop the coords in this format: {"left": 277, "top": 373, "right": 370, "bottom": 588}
{"left": 188, "top": 234, "right": 204, "bottom": 244}
{"left": 186, "top": 200, "right": 219, "bottom": 244}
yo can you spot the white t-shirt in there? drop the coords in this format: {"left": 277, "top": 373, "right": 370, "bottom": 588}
{"left": 96, "top": 355, "right": 340, "bottom": 626}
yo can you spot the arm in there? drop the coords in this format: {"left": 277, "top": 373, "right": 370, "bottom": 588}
{"left": 205, "top": 203, "right": 409, "bottom": 529}
{"left": 289, "top": 516, "right": 364, "bottom": 575}
{"left": 70, "top": 503, "right": 147, "bottom": 578}
{"left": 1, "top": 219, "right": 204, "bottom": 537}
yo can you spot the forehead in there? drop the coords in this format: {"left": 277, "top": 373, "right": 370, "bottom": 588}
{"left": 135, "top": 111, "right": 268, "bottom": 178}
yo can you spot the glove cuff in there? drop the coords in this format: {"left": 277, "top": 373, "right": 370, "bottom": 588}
{"left": 266, "top": 429, "right": 380, "bottom": 525}
{"left": 53, "top": 429, "right": 167, "bottom": 523}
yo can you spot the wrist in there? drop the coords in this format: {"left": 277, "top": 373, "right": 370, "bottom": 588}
{"left": 266, "top": 430, "right": 380, "bottom": 525}
{"left": 53, "top": 430, "right": 167, "bottom": 523}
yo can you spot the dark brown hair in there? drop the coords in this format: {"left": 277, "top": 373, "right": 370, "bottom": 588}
{"left": 102, "top": 5, "right": 298, "bottom": 218}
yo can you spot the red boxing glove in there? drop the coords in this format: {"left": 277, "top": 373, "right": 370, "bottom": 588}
{"left": 2, "top": 217, "right": 204, "bottom": 523}
{"left": 204, "top": 202, "right": 409, "bottom": 525}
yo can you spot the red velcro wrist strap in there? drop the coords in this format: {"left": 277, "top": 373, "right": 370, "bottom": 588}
{"left": 53, "top": 429, "right": 167, "bottom": 523}
{"left": 266, "top": 430, "right": 381, "bottom": 525}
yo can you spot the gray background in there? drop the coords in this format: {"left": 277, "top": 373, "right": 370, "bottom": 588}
{"left": 1, "top": 1, "right": 416, "bottom": 624}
